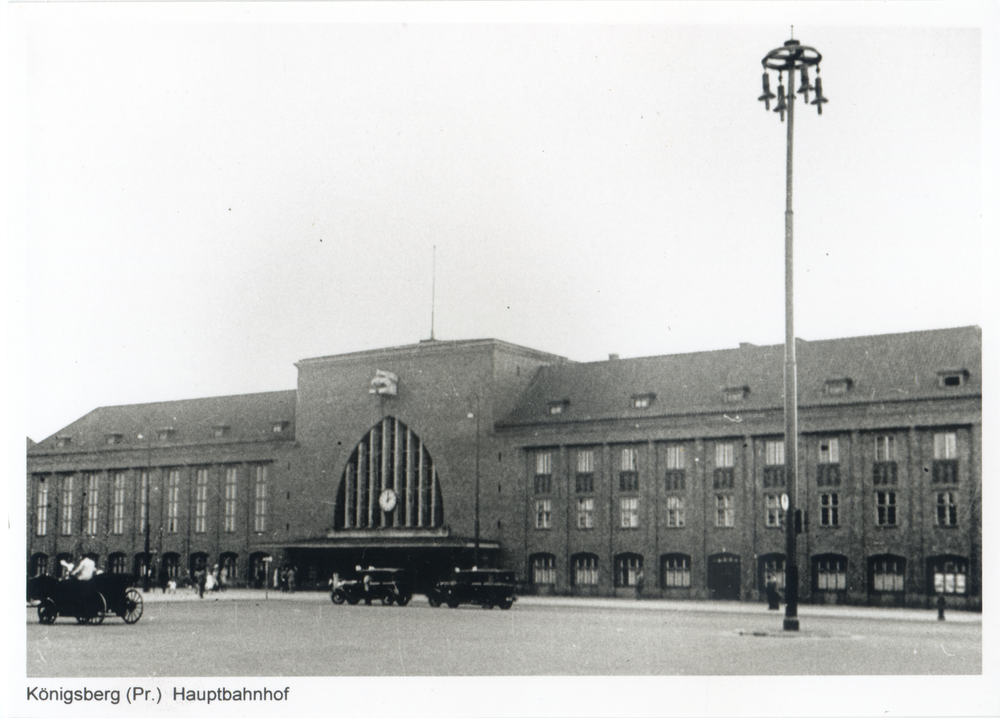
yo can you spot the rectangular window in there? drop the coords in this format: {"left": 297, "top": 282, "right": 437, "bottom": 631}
{"left": 534, "top": 452, "right": 553, "bottom": 493}
{"left": 936, "top": 492, "right": 958, "bottom": 527}
{"left": 167, "top": 469, "right": 181, "bottom": 533}
{"left": 716, "top": 442, "right": 735, "bottom": 468}
{"left": 666, "top": 496, "right": 685, "bottom": 527}
{"left": 224, "top": 466, "right": 238, "bottom": 533}
{"left": 85, "top": 474, "right": 100, "bottom": 535}
{"left": 620, "top": 497, "right": 639, "bottom": 529}
{"left": 873, "top": 461, "right": 898, "bottom": 485}
{"left": 873, "top": 558, "right": 905, "bottom": 592}
{"left": 818, "top": 438, "right": 840, "bottom": 464}
{"left": 820, "top": 493, "right": 839, "bottom": 526}
{"left": 576, "top": 498, "right": 594, "bottom": 529}
{"left": 36, "top": 481, "right": 48, "bottom": 536}
{"left": 933, "top": 559, "right": 967, "bottom": 595}
{"left": 619, "top": 448, "right": 638, "bottom": 491}
{"left": 716, "top": 494, "right": 735, "bottom": 527}
{"left": 875, "top": 491, "right": 897, "bottom": 526}
{"left": 253, "top": 465, "right": 268, "bottom": 532}
{"left": 535, "top": 499, "right": 552, "bottom": 529}
{"left": 663, "top": 556, "right": 691, "bottom": 588}
{"left": 875, "top": 435, "right": 895, "bottom": 462}
{"left": 816, "top": 464, "right": 841, "bottom": 487}
{"left": 532, "top": 555, "right": 556, "bottom": 584}
{"left": 194, "top": 468, "right": 209, "bottom": 533}
{"left": 575, "top": 450, "right": 595, "bottom": 492}
{"left": 664, "top": 445, "right": 685, "bottom": 490}
{"left": 933, "top": 432, "right": 957, "bottom": 459}
{"left": 60, "top": 475, "right": 74, "bottom": 535}
{"left": 665, "top": 470, "right": 686, "bottom": 491}
{"left": 816, "top": 558, "right": 847, "bottom": 590}
{"left": 765, "top": 440, "right": 785, "bottom": 465}
{"left": 139, "top": 471, "right": 149, "bottom": 533}
{"left": 112, "top": 472, "right": 126, "bottom": 535}
{"left": 765, "top": 494, "right": 785, "bottom": 527}
{"left": 573, "top": 556, "right": 599, "bottom": 586}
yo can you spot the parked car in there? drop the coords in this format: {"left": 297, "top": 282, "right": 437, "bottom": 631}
{"left": 331, "top": 567, "right": 413, "bottom": 606}
{"left": 428, "top": 568, "right": 517, "bottom": 609}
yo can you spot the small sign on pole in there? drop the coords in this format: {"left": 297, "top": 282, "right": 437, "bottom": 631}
{"left": 780, "top": 493, "right": 789, "bottom": 512}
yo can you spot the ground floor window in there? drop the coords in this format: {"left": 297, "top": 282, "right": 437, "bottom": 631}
{"left": 758, "top": 554, "right": 786, "bottom": 590}
{"left": 531, "top": 554, "right": 556, "bottom": 585}
{"left": 615, "top": 554, "right": 643, "bottom": 587}
{"left": 162, "top": 553, "right": 180, "bottom": 581}
{"left": 814, "top": 555, "right": 847, "bottom": 590}
{"left": 661, "top": 554, "right": 691, "bottom": 588}
{"left": 928, "top": 556, "right": 967, "bottom": 595}
{"left": 572, "top": 554, "right": 599, "bottom": 586}
{"left": 29, "top": 552, "right": 48, "bottom": 577}
{"left": 108, "top": 553, "right": 128, "bottom": 574}
{"left": 871, "top": 555, "right": 905, "bottom": 592}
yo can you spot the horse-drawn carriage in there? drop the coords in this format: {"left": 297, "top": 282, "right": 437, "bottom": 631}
{"left": 27, "top": 574, "right": 144, "bottom": 625}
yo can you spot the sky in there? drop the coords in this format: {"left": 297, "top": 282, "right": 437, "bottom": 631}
{"left": 7, "top": 2, "right": 994, "bottom": 444}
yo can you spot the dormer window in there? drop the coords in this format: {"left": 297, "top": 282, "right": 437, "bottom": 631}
{"left": 272, "top": 421, "right": 289, "bottom": 434}
{"left": 631, "top": 393, "right": 656, "bottom": 409}
{"left": 548, "top": 400, "right": 570, "bottom": 415}
{"left": 824, "top": 378, "right": 853, "bottom": 396}
{"left": 56, "top": 436, "right": 72, "bottom": 448}
{"left": 723, "top": 386, "right": 749, "bottom": 403}
{"left": 158, "top": 428, "right": 175, "bottom": 441}
{"left": 105, "top": 433, "right": 123, "bottom": 446}
{"left": 937, "top": 370, "right": 969, "bottom": 388}
{"left": 212, "top": 425, "right": 230, "bottom": 438}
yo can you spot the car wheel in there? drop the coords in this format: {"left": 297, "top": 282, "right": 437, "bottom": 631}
{"left": 37, "top": 599, "right": 58, "bottom": 625}
{"left": 396, "top": 594, "right": 411, "bottom": 607}
{"left": 331, "top": 591, "right": 346, "bottom": 604}
{"left": 346, "top": 596, "right": 360, "bottom": 605}
{"left": 428, "top": 595, "right": 441, "bottom": 608}
{"left": 447, "top": 600, "right": 460, "bottom": 609}
{"left": 122, "top": 589, "right": 143, "bottom": 624}
{"left": 381, "top": 594, "right": 395, "bottom": 606}
{"left": 499, "top": 600, "right": 514, "bottom": 610}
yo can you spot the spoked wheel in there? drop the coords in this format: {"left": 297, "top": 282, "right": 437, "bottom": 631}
{"left": 396, "top": 594, "right": 411, "bottom": 607}
{"left": 427, "top": 595, "right": 441, "bottom": 608}
{"left": 37, "top": 599, "right": 58, "bottom": 625}
{"left": 82, "top": 592, "right": 107, "bottom": 625}
{"left": 331, "top": 592, "right": 346, "bottom": 605}
{"left": 122, "top": 588, "right": 143, "bottom": 624}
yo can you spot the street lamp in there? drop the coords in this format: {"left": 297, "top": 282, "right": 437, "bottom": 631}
{"left": 467, "top": 393, "right": 482, "bottom": 567}
{"left": 758, "top": 35, "right": 828, "bottom": 632}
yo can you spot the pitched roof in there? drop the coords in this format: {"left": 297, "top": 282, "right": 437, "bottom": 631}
{"left": 29, "top": 390, "right": 297, "bottom": 454}
{"left": 498, "top": 326, "right": 981, "bottom": 427}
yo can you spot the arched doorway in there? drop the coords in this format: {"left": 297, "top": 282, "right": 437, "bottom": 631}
{"left": 708, "top": 553, "right": 741, "bottom": 600}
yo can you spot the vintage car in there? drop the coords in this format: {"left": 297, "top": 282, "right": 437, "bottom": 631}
{"left": 330, "top": 567, "right": 413, "bottom": 606}
{"left": 427, "top": 568, "right": 517, "bottom": 609}
{"left": 27, "top": 573, "right": 143, "bottom": 625}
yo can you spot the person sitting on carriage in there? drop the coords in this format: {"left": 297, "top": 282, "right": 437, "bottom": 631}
{"left": 70, "top": 555, "right": 97, "bottom": 581}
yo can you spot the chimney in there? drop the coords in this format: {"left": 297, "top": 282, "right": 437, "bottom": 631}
{"left": 608, "top": 353, "right": 620, "bottom": 361}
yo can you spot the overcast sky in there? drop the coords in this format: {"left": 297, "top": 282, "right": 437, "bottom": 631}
{"left": 8, "top": 3, "right": 994, "bottom": 443}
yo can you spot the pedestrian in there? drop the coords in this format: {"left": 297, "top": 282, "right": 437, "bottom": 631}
{"left": 287, "top": 565, "right": 297, "bottom": 594}
{"left": 766, "top": 574, "right": 781, "bottom": 611}
{"left": 937, "top": 594, "right": 946, "bottom": 621}
{"left": 194, "top": 562, "right": 207, "bottom": 599}
{"left": 363, "top": 572, "right": 372, "bottom": 605}
{"left": 635, "top": 570, "right": 644, "bottom": 600}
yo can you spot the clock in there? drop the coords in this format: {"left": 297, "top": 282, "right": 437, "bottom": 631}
{"left": 379, "top": 488, "right": 398, "bottom": 513}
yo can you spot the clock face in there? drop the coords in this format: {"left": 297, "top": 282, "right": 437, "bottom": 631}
{"left": 379, "top": 488, "right": 397, "bottom": 513}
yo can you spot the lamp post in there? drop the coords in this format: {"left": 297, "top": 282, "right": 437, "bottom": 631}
{"left": 758, "top": 35, "right": 828, "bottom": 631}
{"left": 468, "top": 393, "right": 482, "bottom": 567}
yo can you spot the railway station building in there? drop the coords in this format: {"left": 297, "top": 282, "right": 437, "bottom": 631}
{"left": 26, "top": 325, "right": 982, "bottom": 608}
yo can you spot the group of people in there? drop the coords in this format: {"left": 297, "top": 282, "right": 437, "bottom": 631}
{"left": 276, "top": 565, "right": 298, "bottom": 593}
{"left": 59, "top": 555, "right": 100, "bottom": 581}
{"left": 191, "top": 563, "right": 230, "bottom": 598}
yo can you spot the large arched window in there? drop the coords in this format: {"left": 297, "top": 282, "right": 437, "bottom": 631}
{"left": 162, "top": 552, "right": 180, "bottom": 581}
{"left": 927, "top": 555, "right": 968, "bottom": 595}
{"left": 813, "top": 553, "right": 848, "bottom": 592}
{"left": 661, "top": 553, "right": 692, "bottom": 589}
{"left": 571, "top": 553, "right": 599, "bottom": 587}
{"left": 869, "top": 554, "right": 906, "bottom": 593}
{"left": 614, "top": 553, "right": 644, "bottom": 587}
{"left": 107, "top": 552, "right": 128, "bottom": 574}
{"left": 334, "top": 417, "right": 443, "bottom": 529}
{"left": 757, "top": 552, "right": 786, "bottom": 591}
{"left": 28, "top": 552, "right": 48, "bottom": 578}
{"left": 530, "top": 553, "right": 557, "bottom": 585}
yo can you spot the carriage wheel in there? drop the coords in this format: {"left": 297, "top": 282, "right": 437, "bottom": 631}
{"left": 83, "top": 592, "right": 107, "bottom": 625}
{"left": 122, "top": 588, "right": 143, "bottom": 624}
{"left": 37, "top": 599, "right": 58, "bottom": 625}
{"left": 331, "top": 592, "right": 346, "bottom": 604}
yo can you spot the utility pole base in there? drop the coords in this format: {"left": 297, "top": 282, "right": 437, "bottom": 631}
{"left": 783, "top": 618, "right": 800, "bottom": 631}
